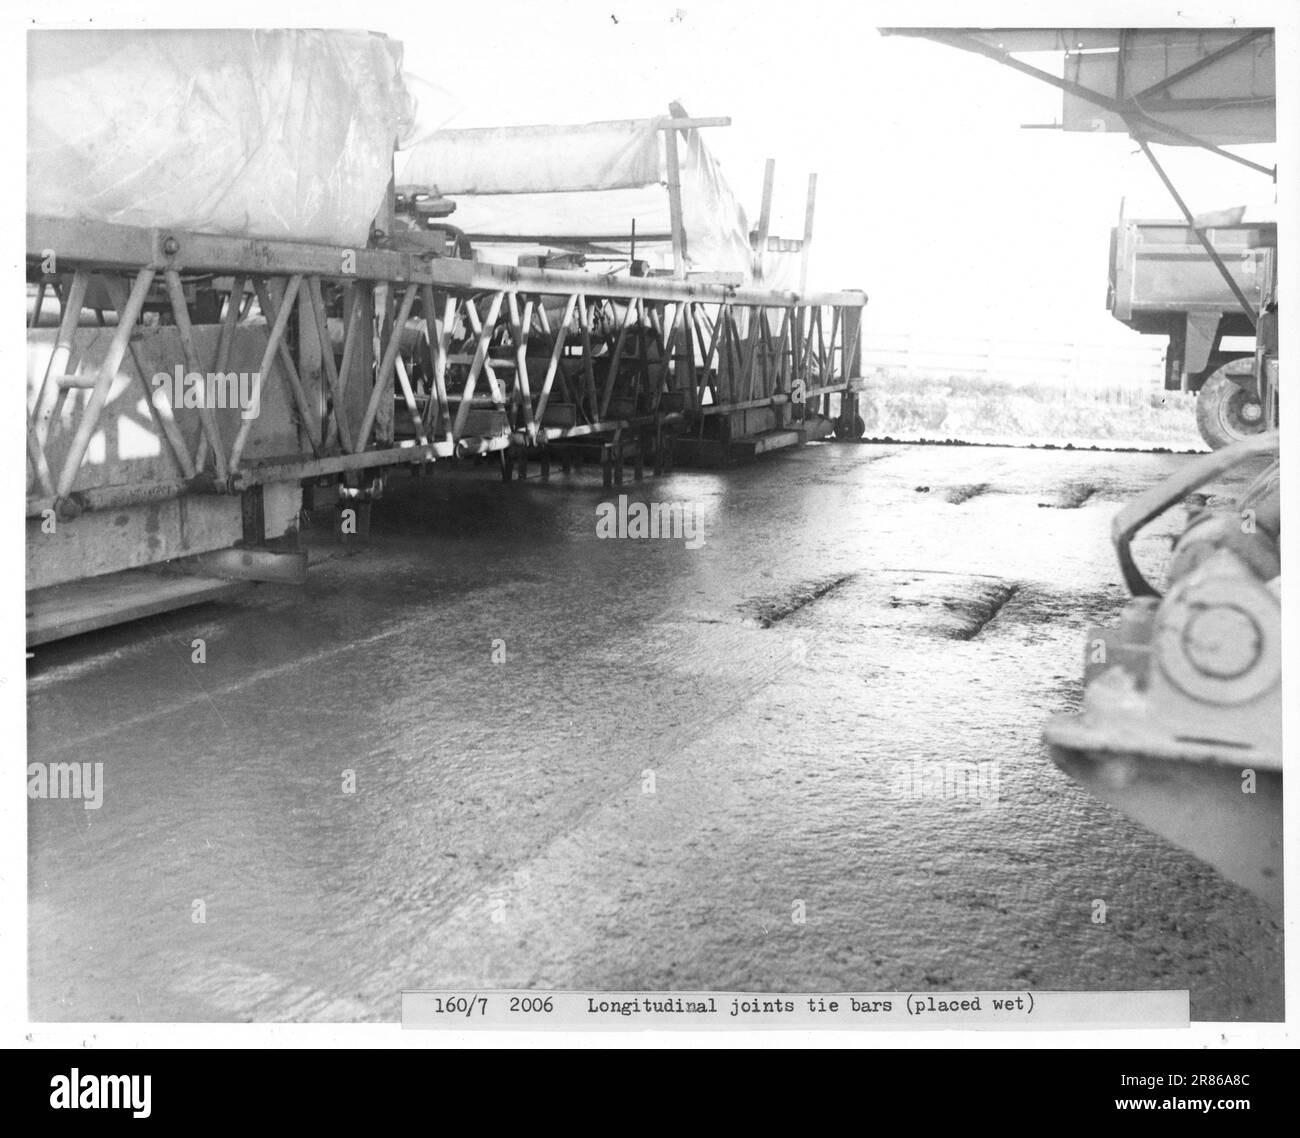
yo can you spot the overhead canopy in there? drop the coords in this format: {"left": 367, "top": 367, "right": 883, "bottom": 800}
{"left": 882, "top": 28, "right": 1275, "bottom": 149}
{"left": 396, "top": 117, "right": 757, "bottom": 276}
{"left": 881, "top": 27, "right": 1275, "bottom": 325}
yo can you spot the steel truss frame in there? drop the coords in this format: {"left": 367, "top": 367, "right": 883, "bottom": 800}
{"left": 27, "top": 216, "right": 867, "bottom": 519}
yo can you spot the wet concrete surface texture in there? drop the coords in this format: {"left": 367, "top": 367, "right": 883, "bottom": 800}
{"left": 28, "top": 442, "right": 1283, "bottom": 1021}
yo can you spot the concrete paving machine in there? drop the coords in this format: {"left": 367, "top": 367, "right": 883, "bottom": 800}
{"left": 1046, "top": 432, "right": 1281, "bottom": 906}
{"left": 882, "top": 27, "right": 1282, "bottom": 904}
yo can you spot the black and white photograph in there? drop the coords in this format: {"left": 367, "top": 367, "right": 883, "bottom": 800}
{"left": 6, "top": 0, "right": 1296, "bottom": 1078}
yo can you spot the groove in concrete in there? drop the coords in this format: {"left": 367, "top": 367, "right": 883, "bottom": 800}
{"left": 745, "top": 573, "right": 856, "bottom": 628}
{"left": 943, "top": 482, "right": 991, "bottom": 505}
{"left": 950, "top": 582, "right": 1019, "bottom": 640}
{"left": 1038, "top": 482, "right": 1098, "bottom": 509}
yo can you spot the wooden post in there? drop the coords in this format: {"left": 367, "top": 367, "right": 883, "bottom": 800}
{"left": 344, "top": 283, "right": 374, "bottom": 451}
{"left": 664, "top": 124, "right": 687, "bottom": 277}
{"left": 799, "top": 173, "right": 818, "bottom": 294}
{"left": 298, "top": 281, "right": 325, "bottom": 448}
{"left": 841, "top": 305, "right": 862, "bottom": 381}
{"left": 374, "top": 281, "right": 395, "bottom": 444}
{"left": 375, "top": 154, "right": 398, "bottom": 443}
{"left": 753, "top": 158, "right": 775, "bottom": 283}
{"left": 656, "top": 105, "right": 729, "bottom": 278}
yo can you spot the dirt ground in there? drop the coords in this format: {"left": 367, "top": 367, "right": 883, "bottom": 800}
{"left": 27, "top": 440, "right": 1283, "bottom": 1022}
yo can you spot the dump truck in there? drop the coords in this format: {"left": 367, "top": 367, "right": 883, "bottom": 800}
{"left": 1108, "top": 213, "right": 1276, "bottom": 449}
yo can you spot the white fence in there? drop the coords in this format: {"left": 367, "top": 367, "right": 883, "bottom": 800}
{"left": 861, "top": 332, "right": 1166, "bottom": 387}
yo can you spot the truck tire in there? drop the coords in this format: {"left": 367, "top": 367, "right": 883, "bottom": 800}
{"left": 1196, "top": 360, "right": 1265, "bottom": 450}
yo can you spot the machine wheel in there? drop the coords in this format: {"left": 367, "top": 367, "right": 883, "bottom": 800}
{"left": 834, "top": 414, "right": 865, "bottom": 440}
{"left": 1195, "top": 360, "right": 1265, "bottom": 450}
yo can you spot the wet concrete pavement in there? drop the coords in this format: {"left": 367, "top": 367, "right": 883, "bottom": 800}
{"left": 27, "top": 441, "right": 1284, "bottom": 1022}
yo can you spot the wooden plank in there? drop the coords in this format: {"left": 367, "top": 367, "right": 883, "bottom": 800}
{"left": 229, "top": 273, "right": 301, "bottom": 470}
{"left": 307, "top": 277, "right": 355, "bottom": 453}
{"left": 29, "top": 214, "right": 869, "bottom": 308}
{"left": 27, "top": 569, "right": 246, "bottom": 646}
{"left": 463, "top": 297, "right": 507, "bottom": 405}
{"left": 233, "top": 442, "right": 439, "bottom": 487}
{"left": 452, "top": 291, "right": 504, "bottom": 438}
{"left": 598, "top": 297, "right": 637, "bottom": 419}
{"left": 652, "top": 301, "right": 687, "bottom": 411}
{"left": 505, "top": 293, "right": 537, "bottom": 442}
{"left": 296, "top": 277, "right": 327, "bottom": 451}
{"left": 692, "top": 304, "right": 723, "bottom": 413}
{"left": 254, "top": 277, "right": 321, "bottom": 456}
{"left": 343, "top": 281, "right": 374, "bottom": 438}
{"left": 730, "top": 429, "right": 802, "bottom": 460}
{"left": 686, "top": 271, "right": 745, "bottom": 286}
{"left": 664, "top": 111, "right": 687, "bottom": 277}
{"left": 535, "top": 293, "right": 576, "bottom": 425}
{"left": 753, "top": 158, "right": 776, "bottom": 283}
{"left": 425, "top": 286, "right": 455, "bottom": 442}
{"left": 28, "top": 215, "right": 431, "bottom": 283}
{"left": 575, "top": 296, "right": 601, "bottom": 419}
{"left": 771, "top": 309, "right": 791, "bottom": 396}
{"left": 393, "top": 346, "right": 431, "bottom": 449}
{"left": 357, "top": 282, "right": 419, "bottom": 448}
{"left": 824, "top": 306, "right": 841, "bottom": 382}
{"left": 749, "top": 308, "right": 770, "bottom": 401}
{"left": 841, "top": 305, "right": 862, "bottom": 378}
{"left": 653, "top": 115, "right": 731, "bottom": 130}
{"left": 682, "top": 302, "right": 697, "bottom": 412}
{"left": 799, "top": 172, "right": 817, "bottom": 294}
{"left": 165, "top": 269, "right": 228, "bottom": 480}
{"left": 197, "top": 275, "right": 246, "bottom": 471}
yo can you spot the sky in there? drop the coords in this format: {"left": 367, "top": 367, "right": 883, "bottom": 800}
{"left": 391, "top": 1, "right": 1278, "bottom": 347}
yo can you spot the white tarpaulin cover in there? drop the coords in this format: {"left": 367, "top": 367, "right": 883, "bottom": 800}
{"left": 28, "top": 29, "right": 414, "bottom": 247}
{"left": 398, "top": 119, "right": 757, "bottom": 276}
{"left": 399, "top": 119, "right": 662, "bottom": 195}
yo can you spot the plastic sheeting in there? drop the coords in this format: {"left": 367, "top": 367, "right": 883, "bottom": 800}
{"left": 397, "top": 118, "right": 757, "bottom": 277}
{"left": 680, "top": 127, "right": 754, "bottom": 276}
{"left": 28, "top": 29, "right": 413, "bottom": 248}
{"left": 399, "top": 119, "right": 661, "bottom": 195}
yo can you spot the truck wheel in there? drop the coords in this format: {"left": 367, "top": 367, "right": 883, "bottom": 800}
{"left": 1196, "top": 361, "right": 1265, "bottom": 450}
